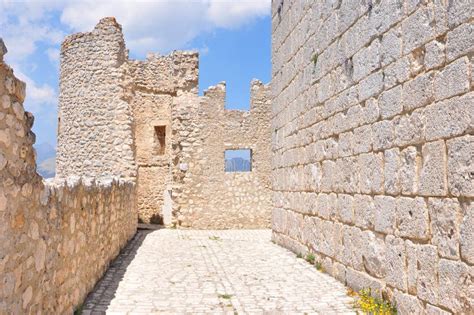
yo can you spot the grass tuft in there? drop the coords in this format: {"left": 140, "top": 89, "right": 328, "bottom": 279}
{"left": 305, "top": 253, "right": 315, "bottom": 264}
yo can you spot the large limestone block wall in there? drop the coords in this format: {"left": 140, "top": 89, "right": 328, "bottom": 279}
{"left": 271, "top": 1, "right": 473, "bottom": 313}
{"left": 0, "top": 42, "right": 137, "bottom": 314}
{"left": 172, "top": 81, "right": 272, "bottom": 228}
{"left": 56, "top": 17, "right": 136, "bottom": 179}
{"left": 126, "top": 52, "right": 198, "bottom": 224}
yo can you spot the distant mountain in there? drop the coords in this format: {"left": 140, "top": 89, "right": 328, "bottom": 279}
{"left": 34, "top": 142, "right": 56, "bottom": 178}
{"left": 38, "top": 156, "right": 56, "bottom": 178}
{"left": 225, "top": 157, "right": 251, "bottom": 172}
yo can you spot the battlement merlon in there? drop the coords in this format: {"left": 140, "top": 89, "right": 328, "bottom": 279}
{"left": 202, "top": 79, "right": 271, "bottom": 113}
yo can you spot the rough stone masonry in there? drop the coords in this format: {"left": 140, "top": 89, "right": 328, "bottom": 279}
{"left": 0, "top": 38, "right": 137, "bottom": 314}
{"left": 56, "top": 18, "right": 272, "bottom": 228}
{"left": 271, "top": 0, "right": 473, "bottom": 314}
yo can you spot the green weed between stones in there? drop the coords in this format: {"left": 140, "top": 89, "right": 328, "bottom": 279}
{"left": 305, "top": 253, "right": 315, "bottom": 264}
{"left": 315, "top": 261, "right": 324, "bottom": 272}
{"left": 218, "top": 294, "right": 233, "bottom": 299}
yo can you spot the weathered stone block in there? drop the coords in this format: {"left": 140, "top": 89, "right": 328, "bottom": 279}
{"left": 342, "top": 226, "right": 364, "bottom": 270}
{"left": 394, "top": 290, "right": 425, "bottom": 315}
{"left": 394, "top": 108, "right": 425, "bottom": 147}
{"left": 353, "top": 38, "right": 380, "bottom": 82}
{"left": 271, "top": 208, "right": 287, "bottom": 234}
{"left": 353, "top": 125, "right": 372, "bottom": 154}
{"left": 384, "top": 56, "right": 411, "bottom": 89}
{"left": 354, "top": 194, "right": 375, "bottom": 229}
{"left": 425, "top": 92, "right": 473, "bottom": 141}
{"left": 424, "top": 40, "right": 445, "bottom": 70}
{"left": 321, "top": 160, "right": 335, "bottom": 192}
{"left": 446, "top": 22, "right": 474, "bottom": 62}
{"left": 419, "top": 140, "right": 447, "bottom": 196}
{"left": 434, "top": 57, "right": 470, "bottom": 101}
{"left": 447, "top": 135, "right": 473, "bottom": 197}
{"left": 346, "top": 267, "right": 384, "bottom": 296}
{"left": 378, "top": 85, "right": 402, "bottom": 119}
{"left": 402, "top": 5, "right": 435, "bottom": 54}
{"left": 316, "top": 193, "right": 337, "bottom": 220}
{"left": 426, "top": 304, "right": 451, "bottom": 315}
{"left": 438, "top": 259, "right": 473, "bottom": 313}
{"left": 359, "top": 153, "right": 383, "bottom": 194}
{"left": 358, "top": 70, "right": 384, "bottom": 101}
{"left": 333, "top": 261, "right": 347, "bottom": 284}
{"left": 384, "top": 148, "right": 400, "bottom": 195}
{"left": 338, "top": 131, "right": 353, "bottom": 157}
{"left": 337, "top": 194, "right": 354, "bottom": 224}
{"left": 385, "top": 235, "right": 407, "bottom": 291}
{"left": 399, "top": 146, "right": 419, "bottom": 195}
{"left": 428, "top": 198, "right": 463, "bottom": 259}
{"left": 372, "top": 120, "right": 395, "bottom": 151}
{"left": 402, "top": 72, "right": 433, "bottom": 111}
{"left": 374, "top": 196, "right": 396, "bottom": 234}
{"left": 397, "top": 197, "right": 429, "bottom": 240}
{"left": 381, "top": 27, "right": 402, "bottom": 67}
{"left": 416, "top": 244, "right": 439, "bottom": 304}
{"left": 460, "top": 201, "right": 474, "bottom": 264}
{"left": 362, "top": 231, "right": 386, "bottom": 278}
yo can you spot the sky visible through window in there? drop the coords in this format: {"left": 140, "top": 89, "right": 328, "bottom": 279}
{"left": 225, "top": 149, "right": 252, "bottom": 172}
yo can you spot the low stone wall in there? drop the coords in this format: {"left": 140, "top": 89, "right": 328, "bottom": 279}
{"left": 0, "top": 41, "right": 137, "bottom": 314}
{"left": 271, "top": 1, "right": 473, "bottom": 314}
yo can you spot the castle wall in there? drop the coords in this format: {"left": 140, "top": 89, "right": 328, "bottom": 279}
{"left": 126, "top": 52, "right": 198, "bottom": 224}
{"left": 271, "top": 1, "right": 473, "bottom": 313}
{"left": 0, "top": 45, "right": 137, "bottom": 314}
{"left": 56, "top": 18, "right": 136, "bottom": 179}
{"left": 172, "top": 81, "right": 272, "bottom": 229}
{"left": 55, "top": 18, "right": 272, "bottom": 228}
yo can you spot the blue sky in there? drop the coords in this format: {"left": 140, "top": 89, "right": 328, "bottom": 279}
{"left": 0, "top": 1, "right": 270, "bottom": 151}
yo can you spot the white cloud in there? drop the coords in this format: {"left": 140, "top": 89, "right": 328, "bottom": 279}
{"left": 60, "top": 0, "right": 270, "bottom": 55}
{"left": 207, "top": 0, "right": 269, "bottom": 28}
{"left": 0, "top": 0, "right": 269, "bottom": 122}
{"left": 11, "top": 65, "right": 57, "bottom": 113}
{"left": 46, "top": 48, "right": 60, "bottom": 64}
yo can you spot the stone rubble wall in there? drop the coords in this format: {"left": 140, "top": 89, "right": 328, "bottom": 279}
{"left": 0, "top": 41, "right": 137, "bottom": 314}
{"left": 271, "top": 1, "right": 473, "bottom": 313}
{"left": 126, "top": 52, "right": 198, "bottom": 224}
{"left": 171, "top": 81, "right": 272, "bottom": 229}
{"left": 56, "top": 17, "right": 136, "bottom": 180}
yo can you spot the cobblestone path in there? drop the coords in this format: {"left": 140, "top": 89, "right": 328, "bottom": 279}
{"left": 82, "top": 229, "right": 356, "bottom": 314}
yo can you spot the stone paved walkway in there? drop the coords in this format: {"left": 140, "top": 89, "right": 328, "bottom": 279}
{"left": 82, "top": 229, "right": 356, "bottom": 314}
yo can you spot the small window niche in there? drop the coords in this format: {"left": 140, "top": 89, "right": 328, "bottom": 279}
{"left": 154, "top": 125, "right": 166, "bottom": 155}
{"left": 225, "top": 149, "right": 252, "bottom": 172}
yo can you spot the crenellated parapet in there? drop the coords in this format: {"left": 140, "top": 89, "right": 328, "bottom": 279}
{"left": 171, "top": 80, "right": 272, "bottom": 228}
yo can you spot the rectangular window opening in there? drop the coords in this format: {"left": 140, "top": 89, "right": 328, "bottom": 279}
{"left": 225, "top": 149, "right": 252, "bottom": 172}
{"left": 154, "top": 126, "right": 166, "bottom": 155}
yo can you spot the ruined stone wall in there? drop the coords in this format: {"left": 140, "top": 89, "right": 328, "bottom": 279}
{"left": 271, "top": 1, "right": 473, "bottom": 313}
{"left": 57, "top": 18, "right": 272, "bottom": 228}
{"left": 172, "top": 81, "right": 272, "bottom": 229}
{"left": 56, "top": 17, "right": 136, "bottom": 179}
{"left": 126, "top": 52, "right": 198, "bottom": 224}
{"left": 0, "top": 47, "right": 137, "bottom": 314}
